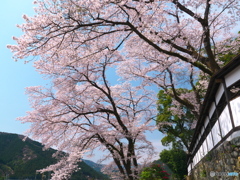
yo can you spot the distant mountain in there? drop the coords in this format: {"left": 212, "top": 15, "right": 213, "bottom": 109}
{"left": 83, "top": 159, "right": 105, "bottom": 172}
{"left": 0, "top": 132, "right": 109, "bottom": 180}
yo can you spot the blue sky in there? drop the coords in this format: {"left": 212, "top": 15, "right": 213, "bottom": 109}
{"left": 0, "top": 0, "right": 41, "bottom": 134}
{"left": 0, "top": 0, "right": 165, "bottom": 162}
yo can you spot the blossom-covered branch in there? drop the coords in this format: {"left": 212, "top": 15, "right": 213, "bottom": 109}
{"left": 18, "top": 54, "right": 156, "bottom": 179}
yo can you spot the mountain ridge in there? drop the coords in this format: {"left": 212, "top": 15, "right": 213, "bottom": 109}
{"left": 0, "top": 131, "right": 108, "bottom": 180}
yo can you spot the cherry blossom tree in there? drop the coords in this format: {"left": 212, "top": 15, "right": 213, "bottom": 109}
{"left": 17, "top": 54, "right": 156, "bottom": 179}
{"left": 7, "top": 0, "right": 240, "bottom": 178}
{"left": 8, "top": 0, "right": 240, "bottom": 120}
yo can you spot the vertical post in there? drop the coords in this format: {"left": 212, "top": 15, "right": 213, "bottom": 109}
{"left": 188, "top": 154, "right": 193, "bottom": 178}
{"left": 214, "top": 99, "right": 223, "bottom": 139}
{"left": 207, "top": 114, "right": 215, "bottom": 147}
{"left": 223, "top": 78, "right": 235, "bottom": 129}
{"left": 203, "top": 122, "right": 209, "bottom": 153}
{"left": 200, "top": 128, "right": 205, "bottom": 156}
{"left": 190, "top": 160, "right": 193, "bottom": 180}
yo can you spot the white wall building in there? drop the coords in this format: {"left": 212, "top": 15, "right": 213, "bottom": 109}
{"left": 188, "top": 54, "right": 240, "bottom": 174}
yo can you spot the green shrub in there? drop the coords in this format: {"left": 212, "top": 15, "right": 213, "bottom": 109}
{"left": 139, "top": 163, "right": 170, "bottom": 180}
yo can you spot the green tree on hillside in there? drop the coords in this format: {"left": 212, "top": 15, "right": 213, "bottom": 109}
{"left": 139, "top": 163, "right": 170, "bottom": 180}
{"left": 156, "top": 90, "right": 195, "bottom": 151}
{"left": 159, "top": 145, "right": 187, "bottom": 180}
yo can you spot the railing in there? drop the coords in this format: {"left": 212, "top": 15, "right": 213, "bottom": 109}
{"left": 188, "top": 54, "right": 240, "bottom": 174}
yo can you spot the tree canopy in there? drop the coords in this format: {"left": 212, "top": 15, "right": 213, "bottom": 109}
{"left": 8, "top": 0, "right": 240, "bottom": 120}
{"left": 156, "top": 90, "right": 194, "bottom": 151}
{"left": 160, "top": 146, "right": 187, "bottom": 180}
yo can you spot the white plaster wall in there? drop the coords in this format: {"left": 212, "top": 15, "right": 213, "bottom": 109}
{"left": 204, "top": 116, "right": 209, "bottom": 128}
{"left": 201, "top": 127, "right": 204, "bottom": 137}
{"left": 193, "top": 156, "right": 197, "bottom": 167}
{"left": 227, "top": 130, "right": 240, "bottom": 141}
{"left": 231, "top": 97, "right": 240, "bottom": 126}
{"left": 215, "top": 83, "right": 224, "bottom": 104}
{"left": 188, "top": 164, "right": 192, "bottom": 173}
{"left": 209, "top": 102, "right": 216, "bottom": 119}
{"left": 199, "top": 145, "right": 204, "bottom": 159}
{"left": 202, "top": 140, "right": 208, "bottom": 155}
{"left": 188, "top": 64, "right": 240, "bottom": 173}
{"left": 219, "top": 106, "right": 233, "bottom": 136}
{"left": 196, "top": 151, "right": 200, "bottom": 164}
{"left": 225, "top": 65, "right": 240, "bottom": 87}
{"left": 212, "top": 122, "right": 221, "bottom": 146}
{"left": 206, "top": 132, "right": 214, "bottom": 150}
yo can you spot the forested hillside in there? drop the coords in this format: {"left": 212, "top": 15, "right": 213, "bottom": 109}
{"left": 0, "top": 132, "right": 108, "bottom": 180}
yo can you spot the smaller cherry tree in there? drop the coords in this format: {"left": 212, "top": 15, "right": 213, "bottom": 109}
{"left": 18, "top": 53, "right": 156, "bottom": 180}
